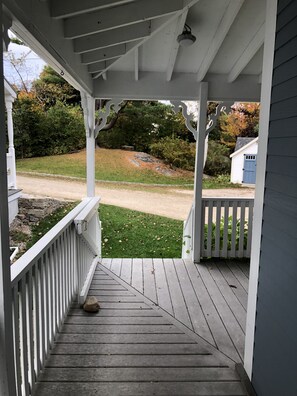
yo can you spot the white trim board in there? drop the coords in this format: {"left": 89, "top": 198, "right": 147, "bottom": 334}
{"left": 244, "top": 0, "right": 278, "bottom": 380}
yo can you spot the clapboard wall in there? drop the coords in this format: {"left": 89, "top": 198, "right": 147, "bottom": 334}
{"left": 252, "top": 1, "right": 297, "bottom": 395}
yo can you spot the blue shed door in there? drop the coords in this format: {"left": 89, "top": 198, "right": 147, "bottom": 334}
{"left": 243, "top": 154, "right": 257, "bottom": 184}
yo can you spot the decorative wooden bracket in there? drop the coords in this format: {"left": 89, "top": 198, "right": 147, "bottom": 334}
{"left": 95, "top": 99, "right": 124, "bottom": 138}
{"left": 170, "top": 101, "right": 197, "bottom": 140}
{"left": 206, "top": 101, "right": 233, "bottom": 137}
{"left": 170, "top": 101, "right": 234, "bottom": 141}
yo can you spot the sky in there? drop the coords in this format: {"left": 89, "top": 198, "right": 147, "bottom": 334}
{"left": 3, "top": 38, "right": 46, "bottom": 88}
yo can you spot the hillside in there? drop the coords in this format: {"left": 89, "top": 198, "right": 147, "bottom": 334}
{"left": 17, "top": 148, "right": 194, "bottom": 185}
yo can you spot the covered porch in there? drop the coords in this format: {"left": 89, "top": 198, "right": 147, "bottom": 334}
{"left": 9, "top": 195, "right": 250, "bottom": 395}
{"left": 0, "top": 0, "right": 285, "bottom": 395}
{"left": 34, "top": 258, "right": 249, "bottom": 395}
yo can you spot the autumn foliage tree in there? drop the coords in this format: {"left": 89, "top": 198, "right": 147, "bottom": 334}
{"left": 219, "top": 103, "right": 260, "bottom": 149}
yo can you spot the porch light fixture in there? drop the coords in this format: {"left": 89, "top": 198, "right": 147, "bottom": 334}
{"left": 177, "top": 24, "right": 196, "bottom": 47}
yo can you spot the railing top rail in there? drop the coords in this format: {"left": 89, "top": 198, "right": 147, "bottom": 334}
{"left": 184, "top": 203, "right": 194, "bottom": 230}
{"left": 11, "top": 198, "right": 92, "bottom": 286}
{"left": 202, "top": 197, "right": 254, "bottom": 202}
{"left": 74, "top": 196, "right": 101, "bottom": 233}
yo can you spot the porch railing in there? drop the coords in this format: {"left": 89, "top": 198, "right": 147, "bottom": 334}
{"left": 7, "top": 152, "right": 15, "bottom": 189}
{"left": 10, "top": 197, "right": 101, "bottom": 396}
{"left": 182, "top": 197, "right": 254, "bottom": 260}
{"left": 182, "top": 203, "right": 194, "bottom": 259}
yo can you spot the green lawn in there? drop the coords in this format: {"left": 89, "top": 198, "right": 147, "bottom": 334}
{"left": 17, "top": 149, "right": 194, "bottom": 185}
{"left": 100, "top": 204, "right": 183, "bottom": 258}
{"left": 12, "top": 203, "right": 183, "bottom": 260}
{"left": 17, "top": 149, "right": 240, "bottom": 189}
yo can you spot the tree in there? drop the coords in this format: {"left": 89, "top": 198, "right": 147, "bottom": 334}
{"left": 219, "top": 103, "right": 260, "bottom": 149}
{"left": 97, "top": 101, "right": 191, "bottom": 151}
{"left": 13, "top": 91, "right": 46, "bottom": 158}
{"left": 3, "top": 49, "right": 32, "bottom": 92}
{"left": 32, "top": 66, "right": 81, "bottom": 108}
{"left": 12, "top": 64, "right": 86, "bottom": 158}
{"left": 204, "top": 141, "right": 231, "bottom": 176}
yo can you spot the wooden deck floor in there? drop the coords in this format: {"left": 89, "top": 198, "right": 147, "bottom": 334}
{"left": 102, "top": 258, "right": 249, "bottom": 362}
{"left": 35, "top": 259, "right": 249, "bottom": 396}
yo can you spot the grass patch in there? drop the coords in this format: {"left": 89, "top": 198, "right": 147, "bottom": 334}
{"left": 13, "top": 202, "right": 183, "bottom": 259}
{"left": 26, "top": 203, "right": 76, "bottom": 250}
{"left": 17, "top": 149, "right": 194, "bottom": 185}
{"left": 203, "top": 174, "right": 240, "bottom": 189}
{"left": 100, "top": 204, "right": 183, "bottom": 258}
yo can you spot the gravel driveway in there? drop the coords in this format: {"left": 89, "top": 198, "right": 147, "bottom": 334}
{"left": 17, "top": 174, "right": 254, "bottom": 220}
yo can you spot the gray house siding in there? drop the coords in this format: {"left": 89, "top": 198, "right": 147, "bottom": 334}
{"left": 252, "top": 0, "right": 297, "bottom": 395}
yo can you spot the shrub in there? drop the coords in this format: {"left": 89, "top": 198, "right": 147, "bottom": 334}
{"left": 204, "top": 216, "right": 248, "bottom": 251}
{"left": 13, "top": 94, "right": 85, "bottom": 158}
{"left": 44, "top": 102, "right": 85, "bottom": 155}
{"left": 204, "top": 140, "right": 231, "bottom": 176}
{"left": 150, "top": 137, "right": 196, "bottom": 171}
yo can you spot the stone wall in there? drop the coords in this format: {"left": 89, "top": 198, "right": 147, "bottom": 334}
{"left": 10, "top": 198, "right": 68, "bottom": 253}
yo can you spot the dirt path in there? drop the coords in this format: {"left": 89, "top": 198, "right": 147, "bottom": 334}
{"left": 17, "top": 174, "right": 254, "bottom": 221}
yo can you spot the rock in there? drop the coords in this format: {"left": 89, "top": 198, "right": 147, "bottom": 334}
{"left": 83, "top": 296, "right": 100, "bottom": 313}
{"left": 122, "top": 145, "right": 134, "bottom": 151}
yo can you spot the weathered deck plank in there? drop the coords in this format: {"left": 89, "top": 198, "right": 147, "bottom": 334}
{"left": 197, "top": 263, "right": 245, "bottom": 360}
{"left": 46, "top": 354, "right": 229, "bottom": 367}
{"left": 143, "top": 258, "right": 158, "bottom": 303}
{"left": 207, "top": 264, "right": 247, "bottom": 330}
{"left": 35, "top": 261, "right": 248, "bottom": 396}
{"left": 153, "top": 258, "right": 174, "bottom": 315}
{"left": 35, "top": 381, "right": 245, "bottom": 396}
{"left": 163, "top": 258, "right": 193, "bottom": 329}
{"left": 173, "top": 258, "right": 215, "bottom": 345}
{"left": 39, "top": 367, "right": 240, "bottom": 382}
{"left": 105, "top": 258, "right": 249, "bottom": 363}
{"left": 184, "top": 259, "right": 242, "bottom": 362}
{"left": 131, "top": 258, "right": 143, "bottom": 293}
{"left": 120, "top": 258, "right": 132, "bottom": 283}
{"left": 218, "top": 262, "right": 248, "bottom": 309}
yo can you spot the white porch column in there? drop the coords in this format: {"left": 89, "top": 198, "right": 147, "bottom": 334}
{"left": 244, "top": 0, "right": 278, "bottom": 379}
{"left": 0, "top": 11, "right": 17, "bottom": 396}
{"left": 6, "top": 99, "right": 16, "bottom": 189}
{"left": 192, "top": 82, "right": 208, "bottom": 263}
{"left": 81, "top": 92, "right": 96, "bottom": 197}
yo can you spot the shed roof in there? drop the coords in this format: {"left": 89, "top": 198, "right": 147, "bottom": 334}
{"left": 230, "top": 137, "right": 258, "bottom": 158}
{"left": 234, "top": 137, "right": 256, "bottom": 152}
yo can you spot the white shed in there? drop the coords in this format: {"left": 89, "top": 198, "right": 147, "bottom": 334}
{"left": 230, "top": 137, "right": 258, "bottom": 185}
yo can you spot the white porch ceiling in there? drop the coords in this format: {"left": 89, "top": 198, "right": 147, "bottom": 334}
{"left": 3, "top": 0, "right": 266, "bottom": 101}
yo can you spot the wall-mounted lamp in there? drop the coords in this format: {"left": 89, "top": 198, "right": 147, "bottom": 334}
{"left": 177, "top": 24, "right": 196, "bottom": 47}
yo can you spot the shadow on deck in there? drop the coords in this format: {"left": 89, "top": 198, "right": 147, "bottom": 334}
{"left": 35, "top": 259, "right": 249, "bottom": 396}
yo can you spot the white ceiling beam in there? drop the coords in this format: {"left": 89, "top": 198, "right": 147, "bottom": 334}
{"left": 228, "top": 23, "right": 265, "bottom": 83}
{"left": 81, "top": 44, "right": 127, "bottom": 65}
{"left": 135, "top": 47, "right": 139, "bottom": 81}
{"left": 197, "top": 0, "right": 244, "bottom": 82}
{"left": 166, "top": 10, "right": 188, "bottom": 82}
{"left": 74, "top": 22, "right": 151, "bottom": 54}
{"left": 64, "top": 0, "right": 183, "bottom": 39}
{"left": 93, "top": 71, "right": 261, "bottom": 102}
{"left": 51, "top": 0, "right": 134, "bottom": 19}
{"left": 258, "top": 73, "right": 262, "bottom": 84}
{"left": 93, "top": 0, "right": 202, "bottom": 79}
{"left": 88, "top": 61, "right": 108, "bottom": 74}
